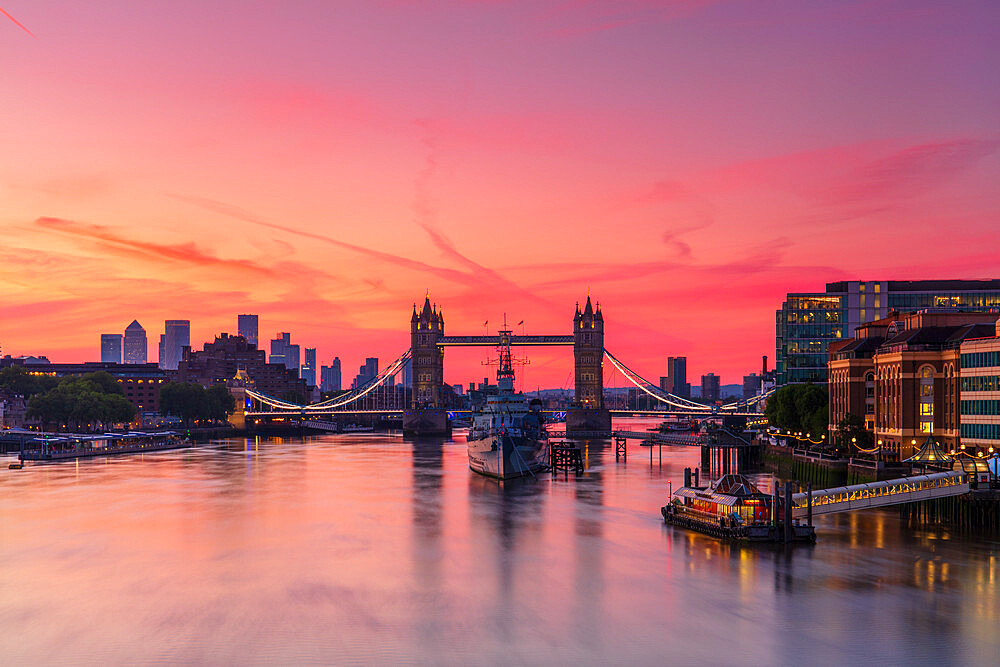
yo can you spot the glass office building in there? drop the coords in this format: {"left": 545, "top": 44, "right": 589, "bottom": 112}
{"left": 777, "top": 280, "right": 1000, "bottom": 385}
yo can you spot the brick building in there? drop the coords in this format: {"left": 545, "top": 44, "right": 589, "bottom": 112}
{"left": 176, "top": 333, "right": 307, "bottom": 398}
{"left": 828, "top": 310, "right": 998, "bottom": 460}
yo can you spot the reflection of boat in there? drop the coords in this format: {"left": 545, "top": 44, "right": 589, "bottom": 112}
{"left": 467, "top": 325, "right": 548, "bottom": 480}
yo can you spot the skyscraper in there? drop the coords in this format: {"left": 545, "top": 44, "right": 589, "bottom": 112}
{"left": 661, "top": 356, "right": 689, "bottom": 398}
{"left": 269, "top": 333, "right": 301, "bottom": 370}
{"left": 777, "top": 279, "right": 1000, "bottom": 384}
{"left": 100, "top": 334, "right": 122, "bottom": 363}
{"left": 701, "top": 373, "right": 721, "bottom": 403}
{"left": 401, "top": 358, "right": 412, "bottom": 388}
{"left": 123, "top": 320, "right": 147, "bottom": 364}
{"left": 161, "top": 320, "right": 191, "bottom": 370}
{"left": 301, "top": 347, "right": 317, "bottom": 387}
{"left": 352, "top": 358, "right": 378, "bottom": 389}
{"left": 238, "top": 314, "right": 259, "bottom": 347}
{"left": 742, "top": 373, "right": 762, "bottom": 400}
{"left": 320, "top": 357, "right": 342, "bottom": 392}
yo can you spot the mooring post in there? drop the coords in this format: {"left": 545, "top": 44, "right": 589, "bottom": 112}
{"left": 773, "top": 482, "right": 780, "bottom": 529}
{"left": 784, "top": 482, "right": 793, "bottom": 543}
{"left": 807, "top": 482, "right": 813, "bottom": 527}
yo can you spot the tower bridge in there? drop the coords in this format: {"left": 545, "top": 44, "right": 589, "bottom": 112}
{"left": 242, "top": 293, "right": 774, "bottom": 433}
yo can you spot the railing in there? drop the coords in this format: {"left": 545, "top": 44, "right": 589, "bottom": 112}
{"left": 791, "top": 471, "right": 969, "bottom": 518}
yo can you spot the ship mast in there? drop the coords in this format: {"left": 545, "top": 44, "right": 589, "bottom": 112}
{"left": 496, "top": 313, "right": 515, "bottom": 394}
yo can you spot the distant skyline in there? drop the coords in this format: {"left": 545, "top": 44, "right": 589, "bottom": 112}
{"left": 2, "top": 1, "right": 999, "bottom": 386}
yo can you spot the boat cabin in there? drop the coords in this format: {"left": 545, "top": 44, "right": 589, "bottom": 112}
{"left": 673, "top": 474, "right": 773, "bottom": 524}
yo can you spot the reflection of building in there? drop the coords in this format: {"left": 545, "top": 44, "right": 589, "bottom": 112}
{"left": 123, "top": 320, "right": 147, "bottom": 364}
{"left": 237, "top": 314, "right": 259, "bottom": 346}
{"left": 701, "top": 373, "right": 720, "bottom": 403}
{"left": 269, "top": 332, "right": 300, "bottom": 370}
{"left": 828, "top": 310, "right": 998, "bottom": 459}
{"left": 959, "top": 320, "right": 1000, "bottom": 455}
{"left": 177, "top": 333, "right": 307, "bottom": 398}
{"left": 320, "top": 357, "right": 341, "bottom": 392}
{"left": 100, "top": 334, "right": 122, "bottom": 363}
{"left": 161, "top": 320, "right": 190, "bottom": 370}
{"left": 778, "top": 280, "right": 1000, "bottom": 385}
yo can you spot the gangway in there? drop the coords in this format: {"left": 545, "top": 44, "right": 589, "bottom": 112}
{"left": 301, "top": 420, "right": 340, "bottom": 432}
{"left": 791, "top": 470, "right": 968, "bottom": 519}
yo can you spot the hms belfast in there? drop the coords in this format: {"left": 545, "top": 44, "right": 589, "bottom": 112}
{"left": 466, "top": 324, "right": 548, "bottom": 479}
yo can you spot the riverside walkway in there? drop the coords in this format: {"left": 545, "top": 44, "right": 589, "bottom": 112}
{"left": 791, "top": 470, "right": 969, "bottom": 519}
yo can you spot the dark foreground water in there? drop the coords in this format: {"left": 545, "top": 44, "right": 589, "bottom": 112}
{"left": 2, "top": 420, "right": 998, "bottom": 665}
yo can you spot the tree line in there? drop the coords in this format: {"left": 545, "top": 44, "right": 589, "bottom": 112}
{"left": 158, "top": 382, "right": 236, "bottom": 426}
{"left": 764, "top": 383, "right": 828, "bottom": 443}
{"left": 1, "top": 367, "right": 238, "bottom": 432}
{"left": 23, "top": 371, "right": 136, "bottom": 432}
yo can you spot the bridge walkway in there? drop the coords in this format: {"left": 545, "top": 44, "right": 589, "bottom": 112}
{"left": 791, "top": 470, "right": 969, "bottom": 519}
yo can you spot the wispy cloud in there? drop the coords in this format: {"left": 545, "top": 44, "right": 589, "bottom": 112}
{"left": 34, "top": 217, "right": 278, "bottom": 278}
{"left": 0, "top": 6, "right": 35, "bottom": 38}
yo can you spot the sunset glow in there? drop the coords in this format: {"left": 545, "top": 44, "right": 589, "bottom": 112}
{"left": 2, "top": 1, "right": 999, "bottom": 386}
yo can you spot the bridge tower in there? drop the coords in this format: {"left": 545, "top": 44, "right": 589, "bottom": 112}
{"left": 403, "top": 295, "right": 448, "bottom": 434}
{"left": 567, "top": 294, "right": 612, "bottom": 433}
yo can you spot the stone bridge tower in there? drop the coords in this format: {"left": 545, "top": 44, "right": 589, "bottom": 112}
{"left": 568, "top": 294, "right": 612, "bottom": 432}
{"left": 410, "top": 295, "right": 444, "bottom": 407}
{"left": 403, "top": 295, "right": 448, "bottom": 434}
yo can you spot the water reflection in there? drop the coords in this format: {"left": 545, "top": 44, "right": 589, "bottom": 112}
{"left": 1, "top": 421, "right": 998, "bottom": 664}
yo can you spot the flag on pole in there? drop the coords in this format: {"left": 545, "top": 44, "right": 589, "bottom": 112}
{"left": 517, "top": 320, "right": 524, "bottom": 326}
{"left": 483, "top": 320, "right": 488, "bottom": 327}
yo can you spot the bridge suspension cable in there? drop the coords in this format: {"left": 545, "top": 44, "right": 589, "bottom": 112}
{"left": 603, "top": 349, "right": 775, "bottom": 412}
{"left": 602, "top": 349, "right": 712, "bottom": 411}
{"left": 246, "top": 349, "right": 412, "bottom": 412}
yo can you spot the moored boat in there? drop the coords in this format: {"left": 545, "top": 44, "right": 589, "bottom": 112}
{"left": 662, "top": 469, "right": 815, "bottom": 542}
{"left": 467, "top": 325, "right": 548, "bottom": 480}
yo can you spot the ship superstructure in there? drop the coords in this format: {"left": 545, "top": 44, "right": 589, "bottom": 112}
{"left": 467, "top": 324, "right": 548, "bottom": 479}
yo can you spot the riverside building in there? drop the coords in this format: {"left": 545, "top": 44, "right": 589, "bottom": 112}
{"left": 958, "top": 320, "right": 1000, "bottom": 456}
{"left": 177, "top": 333, "right": 307, "bottom": 398}
{"left": 778, "top": 279, "right": 1000, "bottom": 384}
{"left": 827, "top": 310, "right": 998, "bottom": 460}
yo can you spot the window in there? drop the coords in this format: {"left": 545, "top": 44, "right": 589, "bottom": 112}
{"left": 920, "top": 421, "right": 933, "bottom": 434}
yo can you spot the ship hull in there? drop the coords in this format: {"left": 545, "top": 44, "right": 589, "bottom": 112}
{"left": 467, "top": 431, "right": 547, "bottom": 480}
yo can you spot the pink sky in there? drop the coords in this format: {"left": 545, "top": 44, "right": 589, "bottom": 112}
{"left": 1, "top": 1, "right": 999, "bottom": 388}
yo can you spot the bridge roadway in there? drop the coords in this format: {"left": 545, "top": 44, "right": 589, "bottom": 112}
{"left": 791, "top": 470, "right": 969, "bottom": 519}
{"left": 437, "top": 335, "right": 574, "bottom": 346}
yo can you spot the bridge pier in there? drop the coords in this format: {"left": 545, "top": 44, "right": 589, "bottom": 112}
{"left": 403, "top": 408, "right": 449, "bottom": 436}
{"left": 566, "top": 407, "right": 611, "bottom": 434}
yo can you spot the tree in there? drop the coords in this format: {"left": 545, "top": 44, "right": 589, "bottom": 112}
{"left": 206, "top": 384, "right": 236, "bottom": 421}
{"left": 25, "top": 375, "right": 135, "bottom": 431}
{"left": 0, "top": 366, "right": 59, "bottom": 397}
{"left": 834, "top": 414, "right": 873, "bottom": 457}
{"left": 765, "top": 383, "right": 828, "bottom": 441}
{"left": 160, "top": 382, "right": 236, "bottom": 425}
{"left": 81, "top": 371, "right": 124, "bottom": 395}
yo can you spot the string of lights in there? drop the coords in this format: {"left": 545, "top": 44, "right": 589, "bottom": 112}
{"left": 247, "top": 349, "right": 412, "bottom": 411}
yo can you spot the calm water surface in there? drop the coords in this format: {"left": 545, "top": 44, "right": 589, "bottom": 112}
{"left": 2, "top": 419, "right": 998, "bottom": 665}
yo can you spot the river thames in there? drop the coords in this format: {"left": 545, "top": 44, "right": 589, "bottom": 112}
{"left": 2, "top": 419, "right": 998, "bottom": 665}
